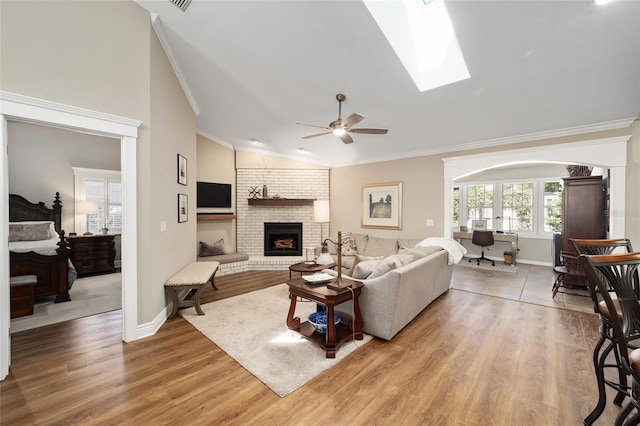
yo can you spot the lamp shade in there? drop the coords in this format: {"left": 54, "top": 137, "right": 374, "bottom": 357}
{"left": 314, "top": 200, "right": 330, "bottom": 223}
{"left": 316, "top": 251, "right": 334, "bottom": 265}
{"left": 77, "top": 200, "right": 99, "bottom": 215}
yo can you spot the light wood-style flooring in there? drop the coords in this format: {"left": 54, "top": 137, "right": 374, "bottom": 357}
{"left": 0, "top": 268, "right": 627, "bottom": 425}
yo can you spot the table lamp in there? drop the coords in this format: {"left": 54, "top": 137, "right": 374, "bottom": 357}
{"left": 314, "top": 199, "right": 330, "bottom": 244}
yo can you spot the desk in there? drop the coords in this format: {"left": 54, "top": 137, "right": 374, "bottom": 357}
{"left": 453, "top": 231, "right": 518, "bottom": 265}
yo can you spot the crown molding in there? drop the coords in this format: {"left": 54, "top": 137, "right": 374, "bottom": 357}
{"left": 336, "top": 117, "right": 636, "bottom": 167}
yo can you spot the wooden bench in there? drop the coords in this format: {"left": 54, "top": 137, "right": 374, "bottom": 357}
{"left": 165, "top": 261, "right": 220, "bottom": 319}
{"left": 10, "top": 275, "right": 37, "bottom": 318}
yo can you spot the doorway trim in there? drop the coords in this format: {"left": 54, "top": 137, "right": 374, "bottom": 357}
{"left": 0, "top": 91, "right": 141, "bottom": 380}
{"left": 442, "top": 136, "right": 630, "bottom": 240}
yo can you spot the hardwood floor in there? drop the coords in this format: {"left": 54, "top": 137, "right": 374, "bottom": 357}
{"left": 0, "top": 269, "right": 627, "bottom": 425}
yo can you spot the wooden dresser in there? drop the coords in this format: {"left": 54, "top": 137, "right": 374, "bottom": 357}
{"left": 68, "top": 234, "right": 116, "bottom": 277}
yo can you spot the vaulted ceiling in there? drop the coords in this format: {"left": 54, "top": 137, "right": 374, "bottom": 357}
{"left": 136, "top": 0, "right": 640, "bottom": 167}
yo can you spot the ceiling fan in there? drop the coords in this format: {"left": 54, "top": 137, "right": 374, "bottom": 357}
{"left": 297, "top": 93, "right": 388, "bottom": 144}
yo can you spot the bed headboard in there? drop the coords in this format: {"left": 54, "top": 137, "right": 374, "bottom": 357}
{"left": 9, "top": 192, "right": 63, "bottom": 234}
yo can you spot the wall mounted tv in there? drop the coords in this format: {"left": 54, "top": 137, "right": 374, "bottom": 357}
{"left": 197, "top": 182, "right": 232, "bottom": 208}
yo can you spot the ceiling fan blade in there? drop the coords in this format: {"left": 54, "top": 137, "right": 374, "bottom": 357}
{"left": 339, "top": 132, "right": 354, "bottom": 144}
{"left": 341, "top": 113, "right": 365, "bottom": 129}
{"left": 302, "top": 131, "right": 332, "bottom": 139}
{"left": 297, "top": 122, "right": 330, "bottom": 130}
{"left": 348, "top": 128, "right": 389, "bottom": 135}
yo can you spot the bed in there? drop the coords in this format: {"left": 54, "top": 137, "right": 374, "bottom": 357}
{"left": 9, "top": 192, "right": 77, "bottom": 303}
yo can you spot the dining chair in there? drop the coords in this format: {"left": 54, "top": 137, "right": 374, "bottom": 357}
{"left": 468, "top": 230, "right": 495, "bottom": 266}
{"left": 581, "top": 252, "right": 640, "bottom": 426}
{"left": 572, "top": 239, "right": 634, "bottom": 424}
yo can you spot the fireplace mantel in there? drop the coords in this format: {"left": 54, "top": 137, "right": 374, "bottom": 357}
{"left": 248, "top": 198, "right": 315, "bottom": 207}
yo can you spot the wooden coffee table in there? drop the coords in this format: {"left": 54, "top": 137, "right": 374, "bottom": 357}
{"left": 288, "top": 261, "right": 335, "bottom": 279}
{"left": 286, "top": 276, "right": 364, "bottom": 358}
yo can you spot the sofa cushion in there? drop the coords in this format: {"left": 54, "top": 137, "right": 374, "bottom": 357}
{"left": 352, "top": 260, "right": 380, "bottom": 280}
{"left": 198, "top": 239, "right": 225, "bottom": 257}
{"left": 368, "top": 255, "right": 403, "bottom": 279}
{"left": 363, "top": 236, "right": 399, "bottom": 257}
{"left": 349, "top": 254, "right": 384, "bottom": 277}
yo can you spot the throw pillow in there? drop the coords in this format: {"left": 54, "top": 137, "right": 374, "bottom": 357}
{"left": 343, "top": 238, "right": 357, "bottom": 256}
{"left": 198, "top": 239, "right": 225, "bottom": 257}
{"left": 348, "top": 254, "right": 384, "bottom": 277}
{"left": 368, "top": 255, "right": 403, "bottom": 279}
{"left": 398, "top": 246, "right": 427, "bottom": 260}
{"left": 9, "top": 222, "right": 53, "bottom": 242}
{"left": 351, "top": 260, "right": 380, "bottom": 280}
{"left": 395, "top": 253, "right": 416, "bottom": 266}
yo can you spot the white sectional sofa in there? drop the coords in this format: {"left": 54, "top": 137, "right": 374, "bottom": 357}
{"left": 319, "top": 233, "right": 461, "bottom": 340}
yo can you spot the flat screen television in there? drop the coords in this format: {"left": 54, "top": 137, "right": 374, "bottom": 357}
{"left": 197, "top": 182, "right": 232, "bottom": 208}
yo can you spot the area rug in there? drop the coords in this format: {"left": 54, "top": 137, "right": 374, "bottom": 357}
{"left": 10, "top": 272, "right": 122, "bottom": 333}
{"left": 457, "top": 258, "right": 517, "bottom": 273}
{"left": 180, "top": 284, "right": 373, "bottom": 397}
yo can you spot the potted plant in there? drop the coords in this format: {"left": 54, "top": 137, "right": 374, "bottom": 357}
{"left": 503, "top": 251, "right": 514, "bottom": 265}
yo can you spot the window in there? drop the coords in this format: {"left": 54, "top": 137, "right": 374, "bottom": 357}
{"left": 543, "top": 181, "right": 562, "bottom": 233}
{"left": 502, "top": 183, "right": 533, "bottom": 232}
{"left": 452, "top": 185, "right": 460, "bottom": 229}
{"left": 73, "top": 168, "right": 121, "bottom": 234}
{"left": 455, "top": 178, "right": 562, "bottom": 236}
{"left": 466, "top": 184, "right": 493, "bottom": 230}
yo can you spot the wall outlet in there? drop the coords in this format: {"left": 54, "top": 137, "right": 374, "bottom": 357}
{"left": 160, "top": 221, "right": 167, "bottom": 232}
{"left": 426, "top": 219, "right": 434, "bottom": 227}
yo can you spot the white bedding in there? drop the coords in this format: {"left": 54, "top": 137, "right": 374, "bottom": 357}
{"left": 9, "top": 236, "right": 61, "bottom": 256}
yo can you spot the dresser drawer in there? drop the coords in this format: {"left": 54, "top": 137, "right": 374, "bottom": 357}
{"left": 68, "top": 234, "right": 116, "bottom": 276}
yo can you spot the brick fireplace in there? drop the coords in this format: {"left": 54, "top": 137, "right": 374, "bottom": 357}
{"left": 236, "top": 168, "right": 329, "bottom": 266}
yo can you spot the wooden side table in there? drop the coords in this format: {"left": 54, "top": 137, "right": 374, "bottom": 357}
{"left": 286, "top": 277, "right": 363, "bottom": 358}
{"left": 288, "top": 261, "right": 335, "bottom": 279}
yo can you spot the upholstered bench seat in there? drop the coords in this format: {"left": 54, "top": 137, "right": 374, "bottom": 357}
{"left": 197, "top": 252, "right": 250, "bottom": 276}
{"left": 198, "top": 252, "right": 249, "bottom": 264}
{"left": 165, "top": 261, "right": 219, "bottom": 319}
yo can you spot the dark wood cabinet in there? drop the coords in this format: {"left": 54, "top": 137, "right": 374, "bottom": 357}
{"left": 561, "top": 176, "right": 606, "bottom": 287}
{"left": 561, "top": 176, "right": 606, "bottom": 252}
{"left": 68, "top": 234, "right": 116, "bottom": 276}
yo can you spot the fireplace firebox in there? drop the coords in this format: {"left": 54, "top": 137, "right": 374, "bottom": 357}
{"left": 264, "top": 222, "right": 303, "bottom": 256}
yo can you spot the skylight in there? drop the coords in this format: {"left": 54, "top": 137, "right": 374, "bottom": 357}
{"left": 363, "top": 0, "right": 470, "bottom": 92}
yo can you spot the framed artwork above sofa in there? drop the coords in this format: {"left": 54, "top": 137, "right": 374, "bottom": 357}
{"left": 361, "top": 182, "right": 402, "bottom": 230}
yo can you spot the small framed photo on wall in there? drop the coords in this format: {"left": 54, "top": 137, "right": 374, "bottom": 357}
{"left": 178, "top": 193, "right": 188, "bottom": 223}
{"left": 177, "top": 154, "right": 187, "bottom": 186}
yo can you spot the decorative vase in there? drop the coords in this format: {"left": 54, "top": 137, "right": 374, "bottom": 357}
{"left": 101, "top": 228, "right": 109, "bottom": 235}
{"left": 262, "top": 184, "right": 268, "bottom": 198}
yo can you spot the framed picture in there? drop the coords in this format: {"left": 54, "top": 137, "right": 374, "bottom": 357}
{"left": 177, "top": 154, "right": 187, "bottom": 186}
{"left": 178, "top": 193, "right": 188, "bottom": 223}
{"left": 361, "top": 182, "right": 402, "bottom": 229}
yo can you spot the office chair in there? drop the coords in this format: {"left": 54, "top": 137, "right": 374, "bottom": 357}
{"left": 468, "top": 230, "right": 495, "bottom": 266}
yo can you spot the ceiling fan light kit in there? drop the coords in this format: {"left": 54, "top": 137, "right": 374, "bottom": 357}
{"left": 298, "top": 93, "right": 388, "bottom": 144}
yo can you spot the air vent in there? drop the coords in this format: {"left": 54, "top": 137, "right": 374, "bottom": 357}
{"left": 169, "top": 0, "right": 192, "bottom": 12}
